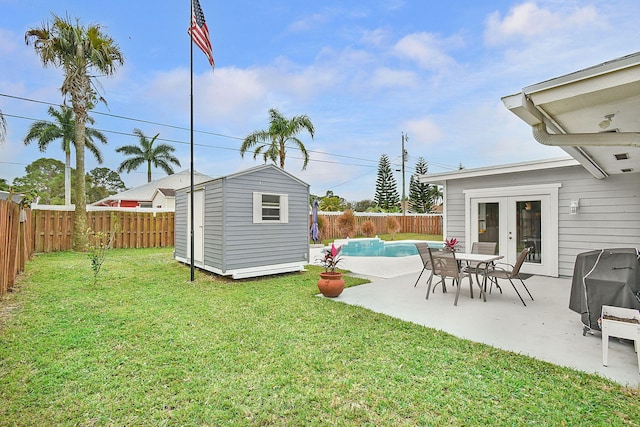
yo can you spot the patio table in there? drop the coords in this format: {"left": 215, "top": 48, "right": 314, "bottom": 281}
{"left": 433, "top": 252, "right": 504, "bottom": 302}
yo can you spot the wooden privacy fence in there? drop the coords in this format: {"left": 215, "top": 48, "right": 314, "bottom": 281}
{"left": 32, "top": 207, "right": 175, "bottom": 253}
{"left": 315, "top": 212, "right": 442, "bottom": 240}
{"left": 0, "top": 200, "right": 33, "bottom": 297}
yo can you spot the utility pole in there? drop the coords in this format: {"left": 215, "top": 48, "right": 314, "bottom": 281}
{"left": 401, "top": 132, "right": 408, "bottom": 216}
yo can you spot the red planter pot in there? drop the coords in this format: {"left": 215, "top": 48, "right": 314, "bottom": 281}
{"left": 317, "top": 272, "right": 345, "bottom": 298}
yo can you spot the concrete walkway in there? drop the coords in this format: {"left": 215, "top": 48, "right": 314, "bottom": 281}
{"left": 312, "top": 249, "right": 640, "bottom": 388}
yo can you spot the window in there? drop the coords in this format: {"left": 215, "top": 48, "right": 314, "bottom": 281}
{"left": 253, "top": 193, "right": 289, "bottom": 223}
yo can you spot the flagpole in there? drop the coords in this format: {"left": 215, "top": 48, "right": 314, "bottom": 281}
{"left": 189, "top": 0, "right": 195, "bottom": 282}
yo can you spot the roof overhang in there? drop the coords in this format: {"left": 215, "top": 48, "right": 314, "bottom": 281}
{"left": 420, "top": 157, "right": 579, "bottom": 185}
{"left": 502, "top": 51, "right": 640, "bottom": 179}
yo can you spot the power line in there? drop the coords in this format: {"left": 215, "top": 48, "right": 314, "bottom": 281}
{"left": 0, "top": 92, "right": 380, "bottom": 165}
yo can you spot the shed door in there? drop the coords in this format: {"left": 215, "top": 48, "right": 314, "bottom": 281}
{"left": 187, "top": 189, "right": 205, "bottom": 265}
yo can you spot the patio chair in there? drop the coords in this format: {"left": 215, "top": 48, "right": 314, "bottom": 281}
{"left": 484, "top": 247, "right": 534, "bottom": 306}
{"left": 413, "top": 242, "right": 434, "bottom": 288}
{"left": 427, "top": 249, "right": 474, "bottom": 306}
{"left": 467, "top": 242, "right": 499, "bottom": 292}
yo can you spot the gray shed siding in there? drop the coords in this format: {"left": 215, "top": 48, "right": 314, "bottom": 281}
{"left": 220, "top": 168, "right": 308, "bottom": 271}
{"left": 175, "top": 191, "right": 188, "bottom": 259}
{"left": 174, "top": 165, "right": 309, "bottom": 277}
{"left": 203, "top": 181, "right": 224, "bottom": 269}
{"left": 443, "top": 165, "right": 640, "bottom": 277}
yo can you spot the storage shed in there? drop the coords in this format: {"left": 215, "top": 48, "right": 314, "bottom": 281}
{"left": 174, "top": 165, "right": 310, "bottom": 279}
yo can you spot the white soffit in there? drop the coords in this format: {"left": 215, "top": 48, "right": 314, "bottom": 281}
{"left": 419, "top": 157, "right": 579, "bottom": 185}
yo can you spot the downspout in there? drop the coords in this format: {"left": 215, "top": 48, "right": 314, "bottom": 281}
{"left": 532, "top": 123, "right": 640, "bottom": 147}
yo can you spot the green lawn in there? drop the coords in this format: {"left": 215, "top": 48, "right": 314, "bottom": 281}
{"left": 1, "top": 248, "right": 638, "bottom": 426}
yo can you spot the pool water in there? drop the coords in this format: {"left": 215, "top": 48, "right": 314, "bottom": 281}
{"left": 340, "top": 239, "right": 443, "bottom": 257}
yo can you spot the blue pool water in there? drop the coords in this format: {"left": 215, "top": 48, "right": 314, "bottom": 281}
{"left": 340, "top": 239, "right": 443, "bottom": 257}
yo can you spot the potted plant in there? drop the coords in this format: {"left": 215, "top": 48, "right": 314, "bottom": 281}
{"left": 444, "top": 237, "right": 460, "bottom": 252}
{"left": 316, "top": 243, "right": 345, "bottom": 297}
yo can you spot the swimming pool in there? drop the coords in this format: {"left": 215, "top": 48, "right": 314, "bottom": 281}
{"left": 339, "top": 238, "right": 443, "bottom": 257}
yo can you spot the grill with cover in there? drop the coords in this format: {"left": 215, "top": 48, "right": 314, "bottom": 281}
{"left": 569, "top": 248, "right": 640, "bottom": 336}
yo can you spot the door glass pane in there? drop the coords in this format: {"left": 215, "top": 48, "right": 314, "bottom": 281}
{"left": 478, "top": 202, "right": 499, "bottom": 252}
{"left": 516, "top": 201, "right": 541, "bottom": 264}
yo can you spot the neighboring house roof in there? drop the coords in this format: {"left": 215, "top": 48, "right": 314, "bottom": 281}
{"left": 0, "top": 190, "right": 23, "bottom": 203}
{"left": 420, "top": 157, "right": 579, "bottom": 185}
{"left": 93, "top": 170, "right": 212, "bottom": 206}
{"left": 155, "top": 188, "right": 176, "bottom": 197}
{"left": 502, "top": 51, "right": 640, "bottom": 179}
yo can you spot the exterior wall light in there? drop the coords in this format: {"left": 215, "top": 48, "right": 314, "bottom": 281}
{"left": 569, "top": 199, "right": 580, "bottom": 215}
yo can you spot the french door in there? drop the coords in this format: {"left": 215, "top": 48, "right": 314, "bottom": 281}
{"left": 466, "top": 185, "right": 559, "bottom": 276}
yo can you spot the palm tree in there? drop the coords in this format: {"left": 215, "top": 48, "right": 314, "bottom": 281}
{"left": 240, "top": 108, "right": 315, "bottom": 170}
{"left": 26, "top": 14, "right": 124, "bottom": 251}
{"left": 24, "top": 106, "right": 107, "bottom": 205}
{"left": 116, "top": 129, "right": 181, "bottom": 182}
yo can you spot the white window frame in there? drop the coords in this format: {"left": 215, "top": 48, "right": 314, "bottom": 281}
{"left": 253, "top": 192, "right": 289, "bottom": 224}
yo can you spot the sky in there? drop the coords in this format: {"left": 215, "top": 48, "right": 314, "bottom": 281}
{"left": 1, "top": 0, "right": 640, "bottom": 202}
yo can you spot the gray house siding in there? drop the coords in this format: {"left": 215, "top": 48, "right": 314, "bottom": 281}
{"left": 174, "top": 165, "right": 309, "bottom": 278}
{"left": 557, "top": 170, "right": 640, "bottom": 276}
{"left": 442, "top": 165, "right": 640, "bottom": 277}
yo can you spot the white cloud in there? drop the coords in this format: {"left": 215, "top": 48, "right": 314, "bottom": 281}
{"left": 393, "top": 32, "right": 457, "bottom": 71}
{"left": 142, "top": 66, "right": 269, "bottom": 128}
{"left": 288, "top": 13, "right": 331, "bottom": 32}
{"left": 484, "top": 2, "right": 599, "bottom": 45}
{"left": 370, "top": 67, "right": 417, "bottom": 88}
{"left": 402, "top": 117, "right": 443, "bottom": 146}
{"left": 361, "top": 28, "right": 391, "bottom": 47}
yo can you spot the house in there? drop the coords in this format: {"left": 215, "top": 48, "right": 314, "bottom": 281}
{"left": 0, "top": 191, "right": 24, "bottom": 204}
{"left": 174, "top": 164, "right": 310, "bottom": 279}
{"left": 421, "top": 52, "right": 640, "bottom": 277}
{"left": 151, "top": 188, "right": 176, "bottom": 210}
{"left": 92, "top": 170, "right": 212, "bottom": 209}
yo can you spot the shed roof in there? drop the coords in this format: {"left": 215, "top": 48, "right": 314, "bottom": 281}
{"left": 187, "top": 164, "right": 309, "bottom": 189}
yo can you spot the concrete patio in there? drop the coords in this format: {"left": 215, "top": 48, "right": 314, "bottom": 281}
{"left": 312, "top": 249, "right": 640, "bottom": 389}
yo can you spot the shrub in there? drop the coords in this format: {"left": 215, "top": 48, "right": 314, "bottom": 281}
{"left": 386, "top": 216, "right": 401, "bottom": 240}
{"left": 360, "top": 220, "right": 376, "bottom": 237}
{"left": 87, "top": 214, "right": 119, "bottom": 285}
{"left": 337, "top": 210, "right": 357, "bottom": 238}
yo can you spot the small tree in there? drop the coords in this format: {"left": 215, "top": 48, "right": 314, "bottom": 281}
{"left": 319, "top": 190, "right": 346, "bottom": 212}
{"left": 337, "top": 210, "right": 357, "bottom": 238}
{"left": 360, "top": 220, "right": 376, "bottom": 237}
{"left": 87, "top": 214, "right": 119, "bottom": 285}
{"left": 386, "top": 216, "right": 401, "bottom": 240}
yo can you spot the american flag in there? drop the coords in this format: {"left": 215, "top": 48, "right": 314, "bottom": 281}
{"left": 188, "top": 0, "right": 214, "bottom": 69}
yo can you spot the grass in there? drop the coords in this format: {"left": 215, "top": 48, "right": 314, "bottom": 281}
{"left": 1, "top": 248, "right": 638, "bottom": 426}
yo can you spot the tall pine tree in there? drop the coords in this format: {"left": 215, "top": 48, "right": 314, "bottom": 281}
{"left": 374, "top": 154, "right": 399, "bottom": 211}
{"left": 409, "top": 157, "right": 433, "bottom": 213}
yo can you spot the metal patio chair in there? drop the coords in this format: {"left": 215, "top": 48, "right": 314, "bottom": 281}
{"left": 413, "top": 242, "right": 434, "bottom": 288}
{"left": 427, "top": 248, "right": 474, "bottom": 306}
{"left": 484, "top": 247, "right": 534, "bottom": 306}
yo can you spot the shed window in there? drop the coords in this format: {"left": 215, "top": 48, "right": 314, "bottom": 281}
{"left": 253, "top": 193, "right": 289, "bottom": 223}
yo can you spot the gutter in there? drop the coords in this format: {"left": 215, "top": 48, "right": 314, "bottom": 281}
{"left": 532, "top": 123, "right": 640, "bottom": 147}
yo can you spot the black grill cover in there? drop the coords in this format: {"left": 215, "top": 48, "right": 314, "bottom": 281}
{"left": 569, "top": 248, "right": 640, "bottom": 331}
